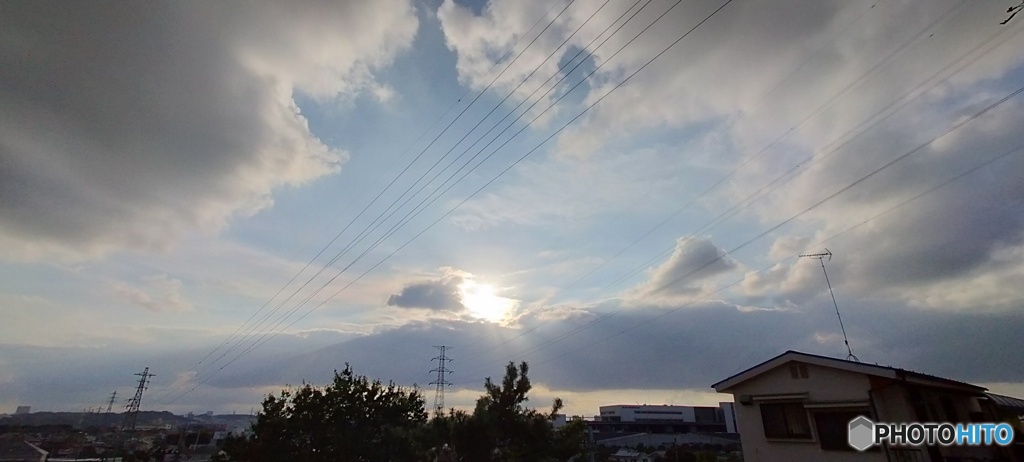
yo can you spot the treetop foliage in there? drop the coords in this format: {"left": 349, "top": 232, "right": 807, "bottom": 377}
{"left": 220, "top": 361, "right": 586, "bottom": 462}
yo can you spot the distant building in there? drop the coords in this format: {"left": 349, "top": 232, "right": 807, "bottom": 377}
{"left": 14, "top": 406, "right": 30, "bottom": 415}
{"left": 720, "top": 401, "right": 738, "bottom": 433}
{"left": 551, "top": 413, "right": 567, "bottom": 429}
{"left": 586, "top": 403, "right": 737, "bottom": 448}
{"left": 598, "top": 404, "right": 716, "bottom": 422}
{"left": 713, "top": 350, "right": 1024, "bottom": 462}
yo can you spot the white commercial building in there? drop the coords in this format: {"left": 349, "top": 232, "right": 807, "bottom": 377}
{"left": 597, "top": 404, "right": 720, "bottom": 423}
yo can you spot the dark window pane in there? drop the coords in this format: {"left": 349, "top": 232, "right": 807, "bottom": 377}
{"left": 815, "top": 410, "right": 870, "bottom": 451}
{"left": 761, "top": 403, "right": 811, "bottom": 439}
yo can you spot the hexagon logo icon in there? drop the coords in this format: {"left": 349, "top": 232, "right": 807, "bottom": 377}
{"left": 848, "top": 416, "right": 875, "bottom": 451}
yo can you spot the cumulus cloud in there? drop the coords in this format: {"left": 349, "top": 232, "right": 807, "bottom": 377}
{"left": 437, "top": 0, "right": 569, "bottom": 107}
{"left": 0, "top": 0, "right": 418, "bottom": 260}
{"left": 628, "top": 236, "right": 737, "bottom": 304}
{"left": 387, "top": 273, "right": 465, "bottom": 311}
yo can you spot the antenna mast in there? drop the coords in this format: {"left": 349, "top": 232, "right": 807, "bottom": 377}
{"left": 429, "top": 345, "right": 453, "bottom": 418}
{"left": 799, "top": 249, "right": 858, "bottom": 362}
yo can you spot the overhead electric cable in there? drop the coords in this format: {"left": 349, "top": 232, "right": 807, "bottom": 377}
{"left": 450, "top": 81, "right": 1024, "bottom": 381}
{"left": 163, "top": 0, "right": 735, "bottom": 404}
{"left": 154, "top": 1, "right": 573, "bottom": 404}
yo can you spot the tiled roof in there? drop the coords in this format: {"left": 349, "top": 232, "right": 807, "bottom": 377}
{"left": 712, "top": 350, "right": 986, "bottom": 393}
{"left": 986, "top": 392, "right": 1024, "bottom": 414}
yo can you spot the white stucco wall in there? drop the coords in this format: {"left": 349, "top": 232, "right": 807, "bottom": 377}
{"left": 728, "top": 362, "right": 887, "bottom": 462}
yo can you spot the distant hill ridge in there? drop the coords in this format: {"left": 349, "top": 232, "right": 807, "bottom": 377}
{"left": 0, "top": 411, "right": 253, "bottom": 429}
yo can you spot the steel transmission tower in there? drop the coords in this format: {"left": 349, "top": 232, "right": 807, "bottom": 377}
{"left": 429, "top": 346, "right": 453, "bottom": 417}
{"left": 799, "top": 249, "right": 859, "bottom": 362}
{"left": 122, "top": 367, "right": 154, "bottom": 431}
{"left": 106, "top": 391, "right": 117, "bottom": 413}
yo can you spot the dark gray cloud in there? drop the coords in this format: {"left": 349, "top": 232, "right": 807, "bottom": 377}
{"left": 387, "top": 275, "right": 465, "bottom": 311}
{"left": 0, "top": 329, "right": 360, "bottom": 413}
{"left": 5, "top": 295, "right": 1024, "bottom": 413}
{"left": 0, "top": 0, "right": 417, "bottom": 259}
{"left": 209, "top": 296, "right": 1024, "bottom": 393}
{"left": 739, "top": 90, "right": 1024, "bottom": 311}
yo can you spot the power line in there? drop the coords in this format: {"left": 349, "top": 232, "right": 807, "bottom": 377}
{"left": 454, "top": 4, "right": 1021, "bottom": 367}
{"left": 182, "top": 0, "right": 584, "bottom": 373}
{"left": 155, "top": 1, "right": 576, "bottom": 405}
{"left": 165, "top": 0, "right": 1010, "bottom": 405}
{"left": 233, "top": 0, "right": 727, "bottom": 367}
{"left": 450, "top": 80, "right": 1024, "bottom": 383}
{"left": 539, "top": 139, "right": 1024, "bottom": 396}
{"left": 453, "top": 141, "right": 1024, "bottom": 385}
{"left": 164, "top": 0, "right": 728, "bottom": 404}
{"left": 207, "top": 0, "right": 574, "bottom": 367}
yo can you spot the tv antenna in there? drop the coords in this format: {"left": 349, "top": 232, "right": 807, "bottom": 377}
{"left": 799, "top": 249, "right": 858, "bottom": 362}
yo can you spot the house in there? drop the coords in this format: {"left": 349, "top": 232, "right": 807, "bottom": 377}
{"left": 712, "top": 350, "right": 1024, "bottom": 462}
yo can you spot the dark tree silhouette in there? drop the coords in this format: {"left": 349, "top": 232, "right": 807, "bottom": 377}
{"left": 218, "top": 361, "right": 585, "bottom": 461}
{"left": 441, "top": 361, "right": 587, "bottom": 461}
{"left": 221, "top": 364, "right": 427, "bottom": 462}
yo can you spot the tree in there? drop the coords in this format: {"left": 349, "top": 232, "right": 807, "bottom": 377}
{"left": 222, "top": 364, "right": 427, "bottom": 462}
{"left": 440, "top": 361, "right": 587, "bottom": 461}
{"left": 658, "top": 445, "right": 697, "bottom": 462}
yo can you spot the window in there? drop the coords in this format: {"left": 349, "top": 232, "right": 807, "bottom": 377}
{"left": 814, "top": 409, "right": 871, "bottom": 451}
{"left": 760, "top": 402, "right": 811, "bottom": 439}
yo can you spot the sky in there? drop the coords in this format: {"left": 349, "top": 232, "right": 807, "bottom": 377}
{"left": 2, "top": 0, "right": 1024, "bottom": 418}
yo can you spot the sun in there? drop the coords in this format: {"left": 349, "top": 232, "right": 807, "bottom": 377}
{"left": 459, "top": 280, "right": 516, "bottom": 323}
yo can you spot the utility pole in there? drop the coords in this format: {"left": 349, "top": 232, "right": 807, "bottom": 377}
{"left": 106, "top": 391, "right": 117, "bottom": 413}
{"left": 429, "top": 345, "right": 453, "bottom": 418}
{"left": 122, "top": 367, "right": 155, "bottom": 432}
{"left": 799, "top": 249, "right": 859, "bottom": 362}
